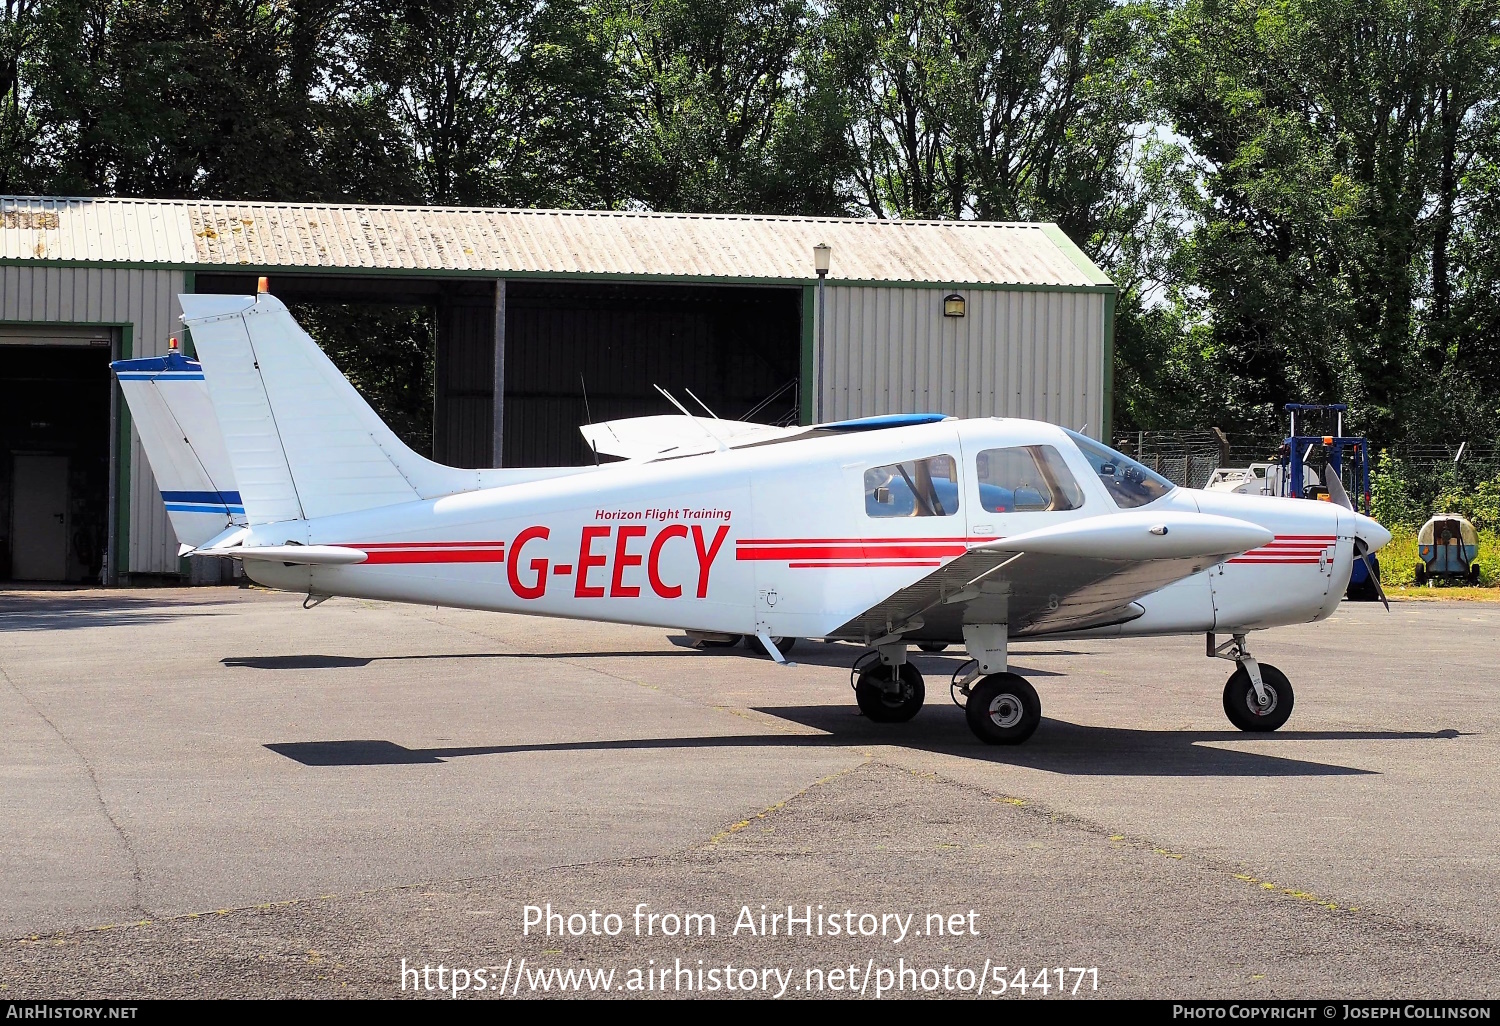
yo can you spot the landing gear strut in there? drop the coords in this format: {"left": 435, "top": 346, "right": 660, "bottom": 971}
{"left": 852, "top": 648, "right": 925, "bottom": 722}
{"left": 1209, "top": 633, "right": 1295, "bottom": 732}
{"left": 950, "top": 623, "right": 1041, "bottom": 744}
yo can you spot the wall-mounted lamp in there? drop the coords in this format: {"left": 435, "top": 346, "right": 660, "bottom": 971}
{"left": 943, "top": 293, "right": 966, "bottom": 318}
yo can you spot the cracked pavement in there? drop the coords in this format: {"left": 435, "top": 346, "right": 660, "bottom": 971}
{"left": 1, "top": 587, "right": 1497, "bottom": 998}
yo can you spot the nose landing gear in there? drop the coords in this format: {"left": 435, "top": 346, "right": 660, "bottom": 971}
{"left": 1209, "top": 633, "right": 1295, "bottom": 732}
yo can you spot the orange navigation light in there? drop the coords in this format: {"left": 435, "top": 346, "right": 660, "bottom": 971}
{"left": 257, "top": 276, "right": 269, "bottom": 294}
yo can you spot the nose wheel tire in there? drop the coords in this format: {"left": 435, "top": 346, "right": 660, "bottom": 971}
{"left": 855, "top": 663, "right": 926, "bottom": 722}
{"left": 964, "top": 673, "right": 1041, "bottom": 745}
{"left": 917, "top": 642, "right": 949, "bottom": 653}
{"left": 1222, "top": 664, "right": 1294, "bottom": 732}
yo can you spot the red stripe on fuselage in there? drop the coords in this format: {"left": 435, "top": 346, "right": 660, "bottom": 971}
{"left": 358, "top": 549, "right": 507, "bottom": 565}
{"left": 738, "top": 536, "right": 996, "bottom": 545}
{"left": 352, "top": 541, "right": 506, "bottom": 550}
{"left": 787, "top": 560, "right": 944, "bottom": 568}
{"left": 738, "top": 545, "right": 967, "bottom": 561}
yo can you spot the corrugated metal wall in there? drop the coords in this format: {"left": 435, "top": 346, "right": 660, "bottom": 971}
{"left": 0, "top": 265, "right": 185, "bottom": 574}
{"left": 434, "top": 285, "right": 499, "bottom": 469}
{"left": 503, "top": 282, "right": 802, "bottom": 467}
{"left": 0, "top": 267, "right": 1107, "bottom": 580}
{"left": 820, "top": 286, "right": 1105, "bottom": 435}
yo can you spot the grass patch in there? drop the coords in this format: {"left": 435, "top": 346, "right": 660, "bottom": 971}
{"left": 1388, "top": 585, "right": 1500, "bottom": 602}
{"left": 1378, "top": 527, "right": 1500, "bottom": 588}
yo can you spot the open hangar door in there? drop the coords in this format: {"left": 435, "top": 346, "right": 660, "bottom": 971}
{"left": 0, "top": 326, "right": 114, "bottom": 582}
{"left": 195, "top": 273, "right": 484, "bottom": 467}
{"left": 502, "top": 281, "right": 802, "bottom": 467}
{"left": 192, "top": 275, "right": 803, "bottom": 471}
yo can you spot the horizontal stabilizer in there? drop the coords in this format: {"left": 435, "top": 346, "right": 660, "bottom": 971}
{"left": 198, "top": 544, "right": 368, "bottom": 566}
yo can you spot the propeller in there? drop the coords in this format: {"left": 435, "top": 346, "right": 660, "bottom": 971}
{"left": 1324, "top": 464, "right": 1353, "bottom": 510}
{"left": 1325, "top": 467, "right": 1389, "bottom": 610}
{"left": 1357, "top": 541, "right": 1390, "bottom": 611}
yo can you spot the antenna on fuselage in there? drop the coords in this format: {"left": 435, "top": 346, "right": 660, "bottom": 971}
{"left": 580, "top": 373, "right": 600, "bottom": 467}
{"left": 654, "top": 384, "right": 729, "bottom": 451}
{"left": 684, "top": 388, "right": 720, "bottom": 420}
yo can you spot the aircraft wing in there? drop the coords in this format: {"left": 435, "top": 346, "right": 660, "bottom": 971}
{"left": 580, "top": 415, "right": 801, "bottom": 460}
{"left": 831, "top": 512, "right": 1274, "bottom": 642}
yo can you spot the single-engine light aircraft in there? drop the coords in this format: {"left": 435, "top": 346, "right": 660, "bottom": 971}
{"left": 112, "top": 292, "right": 1392, "bottom": 745}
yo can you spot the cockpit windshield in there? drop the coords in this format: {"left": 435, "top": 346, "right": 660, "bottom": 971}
{"left": 1064, "top": 430, "right": 1175, "bottom": 508}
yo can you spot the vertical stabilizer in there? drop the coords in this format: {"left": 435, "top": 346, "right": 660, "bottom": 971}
{"left": 112, "top": 351, "right": 246, "bottom": 547}
{"left": 179, "top": 293, "right": 483, "bottom": 524}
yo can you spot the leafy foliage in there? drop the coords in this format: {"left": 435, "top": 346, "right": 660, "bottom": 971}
{"left": 288, "top": 302, "right": 437, "bottom": 457}
{"left": 3, "top": 0, "right": 1499, "bottom": 450}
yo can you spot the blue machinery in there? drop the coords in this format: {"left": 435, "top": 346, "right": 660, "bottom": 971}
{"left": 1278, "top": 404, "right": 1380, "bottom": 597}
{"left": 1279, "top": 404, "right": 1373, "bottom": 512}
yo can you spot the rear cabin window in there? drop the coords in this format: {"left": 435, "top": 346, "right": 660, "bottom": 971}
{"left": 864, "top": 455, "right": 960, "bottom": 517}
{"left": 975, "top": 445, "right": 1085, "bottom": 512}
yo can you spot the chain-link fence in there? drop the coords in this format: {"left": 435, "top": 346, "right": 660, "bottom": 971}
{"left": 1114, "top": 430, "right": 1500, "bottom": 491}
{"left": 1111, "top": 430, "right": 1281, "bottom": 489}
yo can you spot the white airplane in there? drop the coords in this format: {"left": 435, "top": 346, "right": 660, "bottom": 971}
{"left": 113, "top": 291, "right": 1392, "bottom": 745}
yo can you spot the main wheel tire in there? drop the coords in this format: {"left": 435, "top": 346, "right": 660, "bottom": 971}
{"left": 917, "top": 642, "right": 949, "bottom": 653}
{"left": 964, "top": 673, "right": 1041, "bottom": 745}
{"left": 1414, "top": 564, "right": 1428, "bottom": 586}
{"left": 854, "top": 663, "right": 925, "bottom": 722}
{"left": 1222, "top": 663, "right": 1294, "bottom": 732}
{"left": 747, "top": 635, "right": 798, "bottom": 657}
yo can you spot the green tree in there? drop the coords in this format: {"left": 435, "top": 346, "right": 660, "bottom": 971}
{"left": 601, "top": 0, "right": 855, "bottom": 213}
{"left": 0, "top": 0, "right": 40, "bottom": 191}
{"left": 348, "top": 0, "right": 621, "bottom": 207}
{"left": 825, "top": 0, "right": 1143, "bottom": 226}
{"left": 1151, "top": 0, "right": 1500, "bottom": 441}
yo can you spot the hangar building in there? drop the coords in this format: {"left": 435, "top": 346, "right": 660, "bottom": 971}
{"left": 0, "top": 196, "right": 1115, "bottom": 583}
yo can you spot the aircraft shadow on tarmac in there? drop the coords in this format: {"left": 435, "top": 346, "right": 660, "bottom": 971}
{"left": 221, "top": 643, "right": 1066, "bottom": 673}
{"left": 265, "top": 709, "right": 1462, "bottom": 777}
{"left": 0, "top": 593, "right": 231, "bottom": 631}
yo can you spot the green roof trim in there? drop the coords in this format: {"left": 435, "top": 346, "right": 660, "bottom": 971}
{"left": 0, "top": 256, "right": 1114, "bottom": 294}
{"left": 1039, "top": 224, "right": 1113, "bottom": 287}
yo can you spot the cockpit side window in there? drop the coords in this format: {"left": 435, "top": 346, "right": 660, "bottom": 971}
{"left": 865, "top": 455, "right": 960, "bottom": 517}
{"left": 975, "top": 445, "right": 1084, "bottom": 512}
{"left": 1065, "top": 430, "right": 1175, "bottom": 508}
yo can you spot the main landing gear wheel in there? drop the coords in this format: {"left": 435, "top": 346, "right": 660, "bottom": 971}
{"left": 855, "top": 663, "right": 925, "bottom": 722}
{"left": 1222, "top": 664, "right": 1294, "bottom": 732}
{"left": 965, "top": 673, "right": 1041, "bottom": 745}
{"left": 917, "top": 642, "right": 949, "bottom": 653}
{"left": 747, "top": 635, "right": 798, "bottom": 657}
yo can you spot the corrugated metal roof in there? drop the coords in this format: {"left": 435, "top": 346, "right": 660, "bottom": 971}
{"left": 0, "top": 196, "right": 1112, "bottom": 288}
